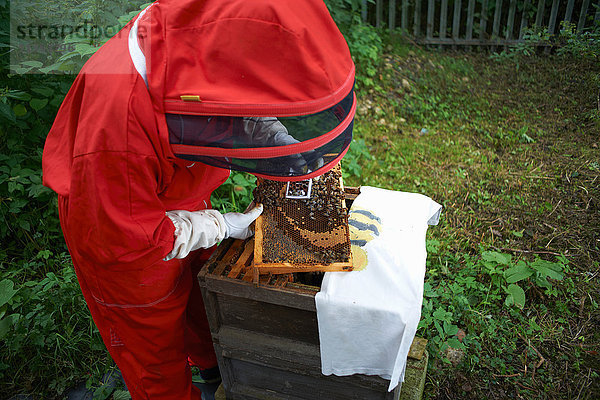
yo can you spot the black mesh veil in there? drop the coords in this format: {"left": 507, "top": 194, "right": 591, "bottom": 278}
{"left": 166, "top": 88, "right": 355, "bottom": 180}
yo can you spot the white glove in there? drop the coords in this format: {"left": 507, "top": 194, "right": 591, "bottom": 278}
{"left": 269, "top": 130, "right": 325, "bottom": 174}
{"left": 223, "top": 204, "right": 263, "bottom": 240}
{"left": 164, "top": 205, "right": 263, "bottom": 261}
{"left": 164, "top": 209, "right": 227, "bottom": 261}
{"left": 242, "top": 117, "right": 290, "bottom": 145}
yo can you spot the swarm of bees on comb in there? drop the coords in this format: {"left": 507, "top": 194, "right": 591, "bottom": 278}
{"left": 252, "top": 165, "right": 353, "bottom": 274}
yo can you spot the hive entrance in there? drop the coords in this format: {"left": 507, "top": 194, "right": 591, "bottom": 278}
{"left": 252, "top": 165, "right": 353, "bottom": 279}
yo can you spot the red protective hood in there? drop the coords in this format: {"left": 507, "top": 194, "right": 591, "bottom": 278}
{"left": 136, "top": 0, "right": 355, "bottom": 117}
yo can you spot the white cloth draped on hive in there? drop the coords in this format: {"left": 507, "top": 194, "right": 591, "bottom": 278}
{"left": 315, "top": 186, "right": 442, "bottom": 391}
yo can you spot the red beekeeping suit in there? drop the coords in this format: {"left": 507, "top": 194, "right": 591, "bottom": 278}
{"left": 42, "top": 0, "right": 355, "bottom": 398}
{"left": 42, "top": 11, "right": 230, "bottom": 400}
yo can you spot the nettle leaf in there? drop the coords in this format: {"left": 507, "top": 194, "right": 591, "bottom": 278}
{"left": 29, "top": 174, "right": 41, "bottom": 184}
{"left": 16, "top": 168, "right": 35, "bottom": 177}
{"left": 0, "top": 102, "right": 16, "bottom": 122}
{"left": 13, "top": 104, "right": 27, "bottom": 117}
{"left": 8, "top": 181, "right": 23, "bottom": 193}
{"left": 18, "top": 220, "right": 30, "bottom": 231}
{"left": 0, "top": 280, "right": 18, "bottom": 308}
{"left": 443, "top": 320, "right": 459, "bottom": 336}
{"left": 75, "top": 43, "right": 100, "bottom": 57}
{"left": 31, "top": 87, "right": 55, "bottom": 97}
{"left": 58, "top": 51, "right": 81, "bottom": 62}
{"left": 0, "top": 314, "right": 20, "bottom": 339}
{"left": 28, "top": 183, "right": 50, "bottom": 198}
{"left": 40, "top": 61, "right": 74, "bottom": 74}
{"left": 530, "top": 259, "right": 564, "bottom": 281}
{"left": 506, "top": 283, "right": 526, "bottom": 309}
{"left": 446, "top": 336, "right": 465, "bottom": 349}
{"left": 21, "top": 60, "right": 43, "bottom": 68}
{"left": 113, "top": 390, "right": 132, "bottom": 400}
{"left": 482, "top": 251, "right": 512, "bottom": 265}
{"left": 29, "top": 98, "right": 48, "bottom": 112}
{"left": 433, "top": 320, "right": 444, "bottom": 337}
{"left": 9, "top": 198, "right": 28, "bottom": 213}
{"left": 5, "top": 91, "right": 32, "bottom": 101}
{"left": 504, "top": 261, "right": 534, "bottom": 283}
{"left": 535, "top": 275, "right": 552, "bottom": 289}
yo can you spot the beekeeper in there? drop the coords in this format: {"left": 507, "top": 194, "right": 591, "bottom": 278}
{"left": 42, "top": 0, "right": 356, "bottom": 399}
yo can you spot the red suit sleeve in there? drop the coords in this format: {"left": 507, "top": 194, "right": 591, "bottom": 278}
{"left": 65, "top": 149, "right": 176, "bottom": 269}
{"left": 52, "top": 75, "right": 178, "bottom": 270}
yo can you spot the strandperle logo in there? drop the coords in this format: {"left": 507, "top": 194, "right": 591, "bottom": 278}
{"left": 14, "top": 20, "right": 127, "bottom": 41}
{"left": 9, "top": 0, "right": 146, "bottom": 75}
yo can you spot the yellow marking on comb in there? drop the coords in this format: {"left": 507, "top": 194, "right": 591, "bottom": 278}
{"left": 180, "top": 95, "right": 201, "bottom": 102}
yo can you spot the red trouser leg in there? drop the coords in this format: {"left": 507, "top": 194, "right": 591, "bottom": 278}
{"left": 59, "top": 197, "right": 217, "bottom": 400}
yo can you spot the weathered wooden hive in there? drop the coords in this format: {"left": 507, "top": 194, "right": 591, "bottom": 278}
{"left": 197, "top": 186, "right": 428, "bottom": 400}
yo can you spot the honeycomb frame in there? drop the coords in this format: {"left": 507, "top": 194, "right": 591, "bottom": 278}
{"left": 252, "top": 164, "right": 354, "bottom": 280}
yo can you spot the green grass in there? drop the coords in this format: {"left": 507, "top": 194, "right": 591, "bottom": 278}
{"left": 2, "top": 36, "right": 599, "bottom": 400}
{"left": 342, "top": 41, "right": 600, "bottom": 399}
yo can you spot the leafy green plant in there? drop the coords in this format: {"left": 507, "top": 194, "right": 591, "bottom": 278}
{"left": 420, "top": 249, "right": 569, "bottom": 362}
{"left": 347, "top": 19, "right": 383, "bottom": 89}
{"left": 491, "top": 21, "right": 600, "bottom": 61}
{"left": 324, "top": 0, "right": 383, "bottom": 89}
{"left": 0, "top": 77, "right": 72, "bottom": 265}
{"left": 0, "top": 5, "right": 112, "bottom": 394}
{"left": 324, "top": 0, "right": 365, "bottom": 28}
{"left": 556, "top": 21, "right": 600, "bottom": 59}
{"left": 210, "top": 171, "right": 257, "bottom": 213}
{"left": 0, "top": 261, "right": 110, "bottom": 396}
{"left": 341, "top": 138, "right": 373, "bottom": 180}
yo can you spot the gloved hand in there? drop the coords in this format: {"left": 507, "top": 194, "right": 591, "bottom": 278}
{"left": 222, "top": 204, "right": 263, "bottom": 240}
{"left": 242, "top": 117, "right": 289, "bottom": 145}
{"left": 164, "top": 205, "right": 263, "bottom": 261}
{"left": 270, "top": 131, "right": 325, "bottom": 175}
{"left": 242, "top": 117, "right": 324, "bottom": 175}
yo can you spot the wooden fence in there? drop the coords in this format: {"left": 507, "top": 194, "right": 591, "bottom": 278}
{"left": 361, "top": 0, "right": 600, "bottom": 47}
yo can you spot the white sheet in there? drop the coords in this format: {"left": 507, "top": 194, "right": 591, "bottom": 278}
{"left": 315, "top": 186, "right": 442, "bottom": 391}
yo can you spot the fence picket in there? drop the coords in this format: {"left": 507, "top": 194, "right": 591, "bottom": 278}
{"left": 401, "top": 0, "right": 408, "bottom": 31}
{"left": 507, "top": 0, "right": 517, "bottom": 39}
{"left": 564, "top": 0, "right": 575, "bottom": 23}
{"left": 576, "top": 0, "right": 590, "bottom": 32}
{"left": 479, "top": 0, "right": 489, "bottom": 39}
{"left": 548, "top": 0, "right": 560, "bottom": 34}
{"left": 466, "top": 0, "right": 476, "bottom": 39}
{"left": 535, "top": 0, "right": 546, "bottom": 27}
{"left": 413, "top": 0, "right": 422, "bottom": 37}
{"left": 545, "top": 0, "right": 560, "bottom": 53}
{"left": 453, "top": 0, "right": 463, "bottom": 48}
{"left": 427, "top": 0, "right": 435, "bottom": 38}
{"left": 519, "top": 0, "right": 532, "bottom": 39}
{"left": 364, "top": 0, "right": 597, "bottom": 49}
{"left": 440, "top": 0, "right": 449, "bottom": 39}
{"left": 492, "top": 0, "right": 503, "bottom": 48}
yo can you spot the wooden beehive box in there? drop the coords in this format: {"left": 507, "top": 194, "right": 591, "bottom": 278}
{"left": 197, "top": 188, "right": 428, "bottom": 400}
